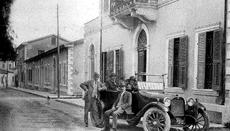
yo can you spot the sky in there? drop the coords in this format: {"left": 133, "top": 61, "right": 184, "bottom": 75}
{"left": 9, "top": 0, "right": 99, "bottom": 46}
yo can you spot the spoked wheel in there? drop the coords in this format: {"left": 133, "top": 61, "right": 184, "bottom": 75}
{"left": 143, "top": 108, "right": 171, "bottom": 131}
{"left": 184, "top": 110, "right": 209, "bottom": 131}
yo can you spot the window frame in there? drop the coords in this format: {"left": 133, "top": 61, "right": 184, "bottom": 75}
{"left": 165, "top": 31, "right": 186, "bottom": 88}
{"left": 194, "top": 24, "right": 221, "bottom": 91}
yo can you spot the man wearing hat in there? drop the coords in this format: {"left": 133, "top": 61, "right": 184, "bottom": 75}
{"left": 105, "top": 73, "right": 119, "bottom": 91}
{"left": 80, "top": 72, "right": 106, "bottom": 127}
{"left": 126, "top": 76, "right": 138, "bottom": 92}
{"left": 101, "top": 81, "right": 133, "bottom": 131}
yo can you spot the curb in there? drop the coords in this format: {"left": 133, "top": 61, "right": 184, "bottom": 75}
{"left": 9, "top": 87, "right": 80, "bottom": 99}
{"left": 55, "top": 99, "right": 84, "bottom": 109}
{"left": 9, "top": 87, "right": 85, "bottom": 108}
{"left": 8, "top": 87, "right": 48, "bottom": 98}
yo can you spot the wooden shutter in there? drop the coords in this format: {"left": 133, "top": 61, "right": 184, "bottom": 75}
{"left": 101, "top": 52, "right": 107, "bottom": 82}
{"left": 118, "top": 48, "right": 124, "bottom": 79}
{"left": 179, "top": 36, "right": 189, "bottom": 89}
{"left": 168, "top": 39, "right": 174, "bottom": 87}
{"left": 212, "top": 30, "right": 222, "bottom": 91}
{"left": 197, "top": 32, "right": 206, "bottom": 89}
{"left": 106, "top": 50, "right": 114, "bottom": 81}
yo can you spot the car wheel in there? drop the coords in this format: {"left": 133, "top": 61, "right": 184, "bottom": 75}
{"left": 184, "top": 110, "right": 209, "bottom": 131}
{"left": 142, "top": 108, "right": 171, "bottom": 131}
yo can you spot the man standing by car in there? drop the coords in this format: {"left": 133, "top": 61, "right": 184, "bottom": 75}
{"left": 80, "top": 72, "right": 106, "bottom": 127}
{"left": 105, "top": 73, "right": 119, "bottom": 91}
{"left": 101, "top": 83, "right": 133, "bottom": 131}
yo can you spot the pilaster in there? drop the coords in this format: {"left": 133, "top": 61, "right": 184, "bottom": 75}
{"left": 67, "top": 47, "right": 74, "bottom": 95}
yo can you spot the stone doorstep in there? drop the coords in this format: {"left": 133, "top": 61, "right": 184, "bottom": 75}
{"left": 202, "top": 102, "right": 230, "bottom": 124}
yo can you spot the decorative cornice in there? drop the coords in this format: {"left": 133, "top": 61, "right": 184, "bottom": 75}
{"left": 195, "top": 22, "right": 222, "bottom": 33}
{"left": 166, "top": 30, "right": 186, "bottom": 39}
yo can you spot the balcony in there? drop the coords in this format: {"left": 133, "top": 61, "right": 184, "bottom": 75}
{"left": 110, "top": 0, "right": 158, "bottom": 29}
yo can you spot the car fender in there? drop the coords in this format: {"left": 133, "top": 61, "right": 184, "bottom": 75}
{"left": 136, "top": 102, "right": 167, "bottom": 119}
{"left": 195, "top": 102, "right": 206, "bottom": 111}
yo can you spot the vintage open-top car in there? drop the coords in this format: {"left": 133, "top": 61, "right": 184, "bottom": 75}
{"left": 91, "top": 75, "right": 209, "bottom": 131}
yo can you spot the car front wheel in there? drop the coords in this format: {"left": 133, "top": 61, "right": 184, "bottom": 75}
{"left": 184, "top": 110, "right": 209, "bottom": 131}
{"left": 142, "top": 108, "right": 171, "bottom": 131}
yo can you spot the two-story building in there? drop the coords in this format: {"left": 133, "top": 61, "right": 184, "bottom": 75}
{"left": 84, "top": 0, "right": 230, "bottom": 124}
{"left": 16, "top": 35, "right": 85, "bottom": 95}
{"left": 16, "top": 35, "right": 69, "bottom": 89}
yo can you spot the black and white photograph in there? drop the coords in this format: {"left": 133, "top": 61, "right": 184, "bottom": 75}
{"left": 0, "top": 0, "right": 230, "bottom": 131}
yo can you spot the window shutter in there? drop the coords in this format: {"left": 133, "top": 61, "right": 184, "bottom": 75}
{"left": 197, "top": 32, "right": 206, "bottom": 89}
{"left": 106, "top": 50, "right": 114, "bottom": 81}
{"left": 168, "top": 39, "right": 174, "bottom": 87}
{"left": 179, "top": 36, "right": 189, "bottom": 89}
{"left": 101, "top": 52, "right": 107, "bottom": 82}
{"left": 118, "top": 48, "right": 124, "bottom": 79}
{"left": 212, "top": 30, "right": 222, "bottom": 91}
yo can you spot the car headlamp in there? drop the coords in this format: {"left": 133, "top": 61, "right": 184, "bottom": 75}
{"left": 187, "top": 98, "right": 195, "bottom": 106}
{"left": 164, "top": 97, "right": 171, "bottom": 107}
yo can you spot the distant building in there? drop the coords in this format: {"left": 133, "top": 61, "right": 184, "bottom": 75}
{"left": 16, "top": 35, "right": 85, "bottom": 95}
{"left": 84, "top": 0, "right": 229, "bottom": 124}
{"left": 0, "top": 61, "right": 16, "bottom": 87}
{"left": 16, "top": 34, "right": 69, "bottom": 88}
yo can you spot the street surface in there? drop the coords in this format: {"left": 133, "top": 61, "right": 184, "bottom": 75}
{"left": 0, "top": 88, "right": 228, "bottom": 131}
{"left": 0, "top": 88, "right": 143, "bottom": 131}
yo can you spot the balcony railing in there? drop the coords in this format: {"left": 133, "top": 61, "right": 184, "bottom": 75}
{"left": 110, "top": 0, "right": 158, "bottom": 16}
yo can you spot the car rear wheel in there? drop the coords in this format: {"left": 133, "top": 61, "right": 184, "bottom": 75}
{"left": 143, "top": 108, "right": 171, "bottom": 131}
{"left": 184, "top": 110, "right": 209, "bottom": 131}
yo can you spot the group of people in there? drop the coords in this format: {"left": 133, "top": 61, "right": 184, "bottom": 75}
{"left": 80, "top": 72, "right": 138, "bottom": 131}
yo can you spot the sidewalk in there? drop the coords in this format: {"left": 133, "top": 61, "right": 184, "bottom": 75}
{"left": 9, "top": 87, "right": 227, "bottom": 130}
{"left": 9, "top": 87, "right": 85, "bottom": 108}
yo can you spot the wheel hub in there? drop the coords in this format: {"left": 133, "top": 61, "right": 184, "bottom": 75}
{"left": 152, "top": 121, "right": 158, "bottom": 125}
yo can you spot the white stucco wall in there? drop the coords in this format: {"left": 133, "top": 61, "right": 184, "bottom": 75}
{"left": 84, "top": 0, "right": 228, "bottom": 123}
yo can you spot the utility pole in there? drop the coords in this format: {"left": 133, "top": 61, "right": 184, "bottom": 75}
{"left": 221, "top": 0, "right": 228, "bottom": 105}
{"left": 56, "top": 4, "right": 60, "bottom": 98}
{"left": 99, "top": 0, "right": 103, "bottom": 81}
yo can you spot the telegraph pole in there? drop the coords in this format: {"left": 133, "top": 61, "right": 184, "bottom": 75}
{"left": 56, "top": 4, "right": 60, "bottom": 98}
{"left": 99, "top": 0, "right": 103, "bottom": 81}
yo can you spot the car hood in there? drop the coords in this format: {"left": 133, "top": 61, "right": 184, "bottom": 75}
{"left": 138, "top": 90, "right": 166, "bottom": 102}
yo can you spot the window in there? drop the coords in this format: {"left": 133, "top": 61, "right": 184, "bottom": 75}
{"left": 137, "top": 30, "right": 147, "bottom": 81}
{"left": 51, "top": 37, "right": 56, "bottom": 45}
{"left": 28, "top": 68, "right": 32, "bottom": 82}
{"left": 168, "top": 36, "right": 188, "bottom": 89}
{"left": 101, "top": 48, "right": 124, "bottom": 82}
{"left": 197, "top": 30, "right": 222, "bottom": 90}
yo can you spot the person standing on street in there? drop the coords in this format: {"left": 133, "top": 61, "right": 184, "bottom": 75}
{"left": 80, "top": 72, "right": 106, "bottom": 127}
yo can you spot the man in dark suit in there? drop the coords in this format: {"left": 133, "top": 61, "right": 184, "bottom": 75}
{"left": 101, "top": 83, "right": 133, "bottom": 131}
{"left": 80, "top": 72, "right": 106, "bottom": 127}
{"left": 105, "top": 73, "right": 119, "bottom": 91}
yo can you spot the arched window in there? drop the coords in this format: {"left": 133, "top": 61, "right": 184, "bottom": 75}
{"left": 137, "top": 30, "right": 147, "bottom": 81}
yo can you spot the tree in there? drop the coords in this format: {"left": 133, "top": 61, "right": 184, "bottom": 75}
{"left": 0, "top": 0, "right": 16, "bottom": 61}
